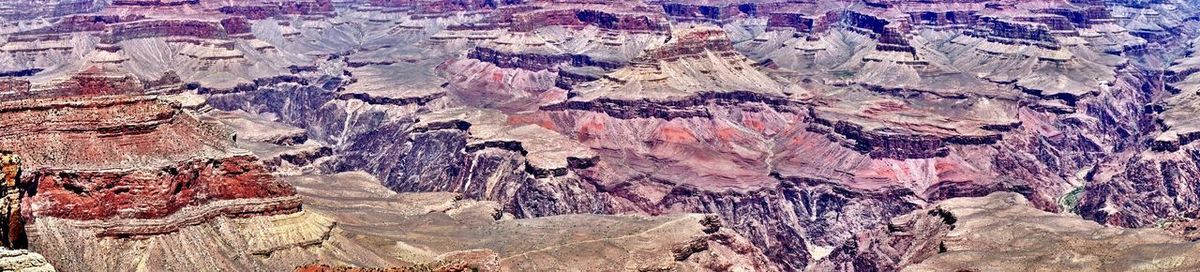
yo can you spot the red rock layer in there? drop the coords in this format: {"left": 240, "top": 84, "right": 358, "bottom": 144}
{"left": 0, "top": 94, "right": 299, "bottom": 223}
{"left": 644, "top": 27, "right": 738, "bottom": 61}
{"left": 29, "top": 155, "right": 297, "bottom": 221}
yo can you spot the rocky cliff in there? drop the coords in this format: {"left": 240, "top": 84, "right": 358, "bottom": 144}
{"left": 0, "top": 92, "right": 322, "bottom": 269}
{"left": 286, "top": 172, "right": 776, "bottom": 271}
{"left": 0, "top": 248, "right": 54, "bottom": 272}
{"left": 197, "top": 1, "right": 1200, "bottom": 270}
{"left": 5, "top": 0, "right": 1200, "bottom": 271}
{"left": 814, "top": 192, "right": 1200, "bottom": 271}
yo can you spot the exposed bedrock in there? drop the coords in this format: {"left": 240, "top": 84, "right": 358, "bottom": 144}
{"left": 30, "top": 155, "right": 298, "bottom": 222}
{"left": 286, "top": 172, "right": 777, "bottom": 271}
{"left": 205, "top": 84, "right": 343, "bottom": 142}
{"left": 216, "top": 0, "right": 335, "bottom": 20}
{"left": 0, "top": 69, "right": 182, "bottom": 100}
{"left": 1077, "top": 37, "right": 1200, "bottom": 228}
{"left": 542, "top": 90, "right": 798, "bottom": 120}
{"left": 202, "top": 61, "right": 1161, "bottom": 270}
{"left": 467, "top": 46, "right": 572, "bottom": 71}
{"left": 659, "top": 1, "right": 771, "bottom": 22}
{"left": 643, "top": 176, "right": 920, "bottom": 271}
{"left": 331, "top": 120, "right": 614, "bottom": 217}
{"left": 204, "top": 83, "right": 602, "bottom": 217}
{"left": 511, "top": 7, "right": 670, "bottom": 32}
{"left": 54, "top": 1, "right": 1194, "bottom": 271}
{"left": 0, "top": 0, "right": 103, "bottom": 20}
{"left": 207, "top": 81, "right": 797, "bottom": 267}
{"left": 0, "top": 92, "right": 329, "bottom": 271}
{"left": 329, "top": 117, "right": 917, "bottom": 271}
{"left": 1074, "top": 67, "right": 1193, "bottom": 228}
{"left": 0, "top": 248, "right": 54, "bottom": 272}
{"left": 1077, "top": 148, "right": 1200, "bottom": 227}
{"left": 99, "top": 20, "right": 241, "bottom": 44}
{"left": 815, "top": 192, "right": 1200, "bottom": 271}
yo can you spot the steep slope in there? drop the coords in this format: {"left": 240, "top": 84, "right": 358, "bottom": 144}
{"left": 813, "top": 192, "right": 1200, "bottom": 271}
{"left": 287, "top": 172, "right": 776, "bottom": 271}
{"left": 5, "top": 0, "right": 1200, "bottom": 271}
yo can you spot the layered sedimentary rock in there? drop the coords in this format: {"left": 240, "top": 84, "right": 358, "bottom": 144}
{"left": 813, "top": 192, "right": 1200, "bottom": 271}
{"left": 0, "top": 248, "right": 54, "bottom": 272}
{"left": 0, "top": 0, "right": 341, "bottom": 93}
{"left": 286, "top": 172, "right": 777, "bottom": 271}
{"left": 201, "top": 109, "right": 333, "bottom": 175}
{"left": 437, "top": 1, "right": 676, "bottom": 107}
{"left": 1076, "top": 34, "right": 1200, "bottom": 229}
{"left": 7, "top": 0, "right": 1200, "bottom": 271}
{"left": 0, "top": 95, "right": 299, "bottom": 221}
{"left": 199, "top": 1, "right": 1190, "bottom": 270}
{"left": 0, "top": 0, "right": 103, "bottom": 20}
{"left": 0, "top": 94, "right": 320, "bottom": 271}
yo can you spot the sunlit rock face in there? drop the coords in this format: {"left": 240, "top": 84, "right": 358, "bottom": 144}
{"left": 0, "top": 71, "right": 774, "bottom": 271}
{"left": 0, "top": 73, "right": 320, "bottom": 270}
{"left": 286, "top": 172, "right": 777, "bottom": 271}
{"left": 813, "top": 192, "right": 1200, "bottom": 271}
{"left": 4, "top": 0, "right": 1200, "bottom": 271}
{"left": 0, "top": 96, "right": 296, "bottom": 221}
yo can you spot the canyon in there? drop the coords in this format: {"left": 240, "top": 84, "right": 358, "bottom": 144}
{"left": 2, "top": 0, "right": 1200, "bottom": 271}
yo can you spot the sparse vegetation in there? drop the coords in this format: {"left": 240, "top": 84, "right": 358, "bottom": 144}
{"left": 1058, "top": 186, "right": 1085, "bottom": 214}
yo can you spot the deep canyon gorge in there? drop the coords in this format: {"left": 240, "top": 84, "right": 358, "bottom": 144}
{"left": 3, "top": 0, "right": 1200, "bottom": 271}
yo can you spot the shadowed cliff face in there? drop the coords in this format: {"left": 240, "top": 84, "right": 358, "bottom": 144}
{"left": 5, "top": 0, "right": 1200, "bottom": 271}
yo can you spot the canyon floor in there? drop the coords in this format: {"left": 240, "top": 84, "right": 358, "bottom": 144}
{"left": 4, "top": 0, "right": 1200, "bottom": 271}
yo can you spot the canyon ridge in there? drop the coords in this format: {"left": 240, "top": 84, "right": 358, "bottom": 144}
{"left": 3, "top": 0, "right": 1200, "bottom": 271}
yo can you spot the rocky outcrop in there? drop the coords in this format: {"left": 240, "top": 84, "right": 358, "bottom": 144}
{"left": 0, "top": 95, "right": 335, "bottom": 271}
{"left": 30, "top": 208, "right": 338, "bottom": 271}
{"left": 0, "top": 0, "right": 103, "bottom": 20}
{"left": 1075, "top": 35, "right": 1200, "bottom": 228}
{"left": 817, "top": 192, "right": 1200, "bottom": 271}
{"left": 561, "top": 25, "right": 784, "bottom": 102}
{"left": 366, "top": 0, "right": 510, "bottom": 16}
{"left": 7, "top": 1, "right": 1200, "bottom": 271}
{"left": 659, "top": 1, "right": 805, "bottom": 23}
{"left": 3, "top": 68, "right": 182, "bottom": 100}
{"left": 1076, "top": 143, "right": 1200, "bottom": 227}
{"left": 841, "top": 10, "right": 916, "bottom": 54}
{"left": 101, "top": 20, "right": 232, "bottom": 43}
{"left": 543, "top": 90, "right": 797, "bottom": 120}
{"left": 969, "top": 17, "right": 1061, "bottom": 49}
{"left": 468, "top": 46, "right": 572, "bottom": 71}
{"left": 29, "top": 155, "right": 299, "bottom": 222}
{"left": 217, "top": 0, "right": 335, "bottom": 19}
{"left": 0, "top": 248, "right": 54, "bottom": 272}
{"left": 510, "top": 6, "right": 670, "bottom": 32}
{"left": 0, "top": 93, "right": 308, "bottom": 256}
{"left": 286, "top": 172, "right": 778, "bottom": 271}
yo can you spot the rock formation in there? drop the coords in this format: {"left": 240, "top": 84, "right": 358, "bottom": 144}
{"left": 0, "top": 248, "right": 54, "bottom": 272}
{"left": 4, "top": 0, "right": 1200, "bottom": 271}
{"left": 0, "top": 152, "right": 27, "bottom": 250}
{"left": 0, "top": 76, "right": 773, "bottom": 271}
{"left": 286, "top": 172, "right": 776, "bottom": 271}
{"left": 812, "top": 192, "right": 1200, "bottom": 271}
{"left": 0, "top": 82, "right": 322, "bottom": 270}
